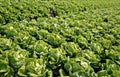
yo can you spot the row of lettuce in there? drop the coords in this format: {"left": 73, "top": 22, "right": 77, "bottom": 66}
{"left": 0, "top": 0, "right": 120, "bottom": 24}
{"left": 0, "top": 0, "right": 120, "bottom": 77}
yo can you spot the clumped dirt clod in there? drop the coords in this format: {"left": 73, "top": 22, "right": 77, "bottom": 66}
{"left": 49, "top": 9, "right": 57, "bottom": 17}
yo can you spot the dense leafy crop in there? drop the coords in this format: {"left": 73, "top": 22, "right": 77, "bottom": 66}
{"left": 0, "top": 0, "right": 120, "bottom": 77}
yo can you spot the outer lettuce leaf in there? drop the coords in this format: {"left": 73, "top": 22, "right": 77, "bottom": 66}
{"left": 48, "top": 48, "right": 66, "bottom": 69}
{"left": 28, "top": 40, "right": 50, "bottom": 58}
{"left": 61, "top": 42, "right": 80, "bottom": 57}
{"left": 0, "top": 38, "right": 12, "bottom": 50}
{"left": 77, "top": 35, "right": 88, "bottom": 49}
{"left": 46, "top": 34, "right": 65, "bottom": 47}
{"left": 64, "top": 57, "right": 95, "bottom": 77}
{"left": 38, "top": 29, "right": 49, "bottom": 40}
{"left": 0, "top": 59, "right": 14, "bottom": 77}
{"left": 18, "top": 58, "right": 47, "bottom": 77}
{"left": 8, "top": 49, "right": 29, "bottom": 69}
{"left": 90, "top": 42, "right": 104, "bottom": 54}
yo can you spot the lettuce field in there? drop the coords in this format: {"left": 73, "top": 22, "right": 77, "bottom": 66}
{"left": 0, "top": 0, "right": 120, "bottom": 77}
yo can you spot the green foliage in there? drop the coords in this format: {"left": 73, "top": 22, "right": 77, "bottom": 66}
{"left": 0, "top": 0, "right": 120, "bottom": 77}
